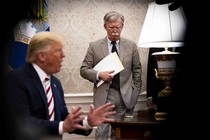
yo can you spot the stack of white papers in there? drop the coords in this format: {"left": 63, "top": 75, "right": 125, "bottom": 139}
{"left": 93, "top": 52, "right": 124, "bottom": 87}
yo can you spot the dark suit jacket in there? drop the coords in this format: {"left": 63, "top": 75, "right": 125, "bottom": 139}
{"left": 7, "top": 63, "right": 91, "bottom": 137}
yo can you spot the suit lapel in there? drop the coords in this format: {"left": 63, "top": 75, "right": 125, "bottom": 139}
{"left": 50, "top": 79, "right": 61, "bottom": 121}
{"left": 119, "top": 38, "right": 126, "bottom": 62}
{"left": 100, "top": 37, "right": 109, "bottom": 58}
{"left": 25, "top": 64, "right": 49, "bottom": 117}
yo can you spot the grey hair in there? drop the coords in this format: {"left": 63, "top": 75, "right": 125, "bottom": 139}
{"left": 103, "top": 11, "right": 124, "bottom": 25}
{"left": 26, "top": 31, "right": 64, "bottom": 63}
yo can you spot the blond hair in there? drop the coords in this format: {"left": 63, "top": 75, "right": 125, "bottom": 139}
{"left": 26, "top": 31, "right": 64, "bottom": 63}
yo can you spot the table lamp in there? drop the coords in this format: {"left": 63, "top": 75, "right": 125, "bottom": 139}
{"left": 138, "top": 1, "right": 187, "bottom": 120}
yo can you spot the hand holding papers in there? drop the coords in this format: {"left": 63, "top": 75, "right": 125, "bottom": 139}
{"left": 93, "top": 52, "right": 124, "bottom": 87}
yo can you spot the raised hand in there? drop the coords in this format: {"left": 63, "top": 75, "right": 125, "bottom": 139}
{"left": 87, "top": 103, "right": 116, "bottom": 127}
{"left": 63, "top": 106, "right": 86, "bottom": 133}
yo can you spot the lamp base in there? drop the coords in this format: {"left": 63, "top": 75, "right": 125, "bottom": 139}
{"left": 155, "top": 96, "right": 172, "bottom": 121}
{"left": 155, "top": 112, "right": 168, "bottom": 121}
{"left": 158, "top": 86, "right": 172, "bottom": 97}
{"left": 157, "top": 74, "right": 174, "bottom": 97}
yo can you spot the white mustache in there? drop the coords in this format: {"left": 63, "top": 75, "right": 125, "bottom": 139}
{"left": 112, "top": 32, "right": 119, "bottom": 36}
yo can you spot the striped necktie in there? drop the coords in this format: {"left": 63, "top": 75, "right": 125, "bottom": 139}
{"left": 45, "top": 77, "right": 55, "bottom": 121}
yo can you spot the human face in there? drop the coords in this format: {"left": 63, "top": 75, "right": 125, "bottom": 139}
{"left": 104, "top": 18, "right": 123, "bottom": 41}
{"left": 43, "top": 43, "right": 65, "bottom": 75}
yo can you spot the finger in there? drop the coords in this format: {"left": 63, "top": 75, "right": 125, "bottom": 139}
{"left": 103, "top": 118, "right": 115, "bottom": 123}
{"left": 74, "top": 124, "right": 87, "bottom": 130}
{"left": 106, "top": 103, "right": 115, "bottom": 110}
{"left": 106, "top": 111, "right": 116, "bottom": 116}
{"left": 102, "top": 110, "right": 116, "bottom": 117}
{"left": 73, "top": 116, "right": 85, "bottom": 123}
{"left": 71, "top": 106, "right": 83, "bottom": 118}
{"left": 71, "top": 106, "right": 75, "bottom": 112}
{"left": 89, "top": 104, "right": 95, "bottom": 114}
{"left": 103, "top": 103, "right": 115, "bottom": 111}
{"left": 109, "top": 70, "right": 115, "bottom": 74}
{"left": 71, "top": 106, "right": 82, "bottom": 113}
{"left": 72, "top": 106, "right": 82, "bottom": 113}
{"left": 96, "top": 103, "right": 114, "bottom": 114}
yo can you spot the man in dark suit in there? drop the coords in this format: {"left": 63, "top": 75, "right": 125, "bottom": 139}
{"left": 80, "top": 11, "right": 142, "bottom": 140}
{"left": 6, "top": 31, "right": 116, "bottom": 140}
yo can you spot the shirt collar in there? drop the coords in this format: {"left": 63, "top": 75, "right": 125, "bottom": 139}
{"left": 32, "top": 63, "right": 50, "bottom": 83}
{"left": 106, "top": 37, "right": 119, "bottom": 45}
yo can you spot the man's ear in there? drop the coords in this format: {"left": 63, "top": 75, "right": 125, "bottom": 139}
{"left": 104, "top": 24, "right": 107, "bottom": 30}
{"left": 37, "top": 52, "right": 46, "bottom": 63}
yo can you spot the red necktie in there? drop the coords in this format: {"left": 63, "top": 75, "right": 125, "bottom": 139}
{"left": 45, "top": 77, "right": 55, "bottom": 121}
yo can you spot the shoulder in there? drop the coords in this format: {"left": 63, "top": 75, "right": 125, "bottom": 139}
{"left": 120, "top": 37, "right": 136, "bottom": 45}
{"left": 7, "top": 64, "right": 34, "bottom": 86}
{"left": 7, "top": 64, "right": 30, "bottom": 78}
{"left": 51, "top": 75, "right": 62, "bottom": 85}
{"left": 90, "top": 37, "right": 106, "bottom": 45}
{"left": 51, "top": 75, "right": 60, "bottom": 82}
{"left": 88, "top": 38, "right": 107, "bottom": 51}
{"left": 120, "top": 38, "right": 137, "bottom": 50}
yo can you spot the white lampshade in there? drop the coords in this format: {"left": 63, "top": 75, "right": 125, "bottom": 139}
{"left": 138, "top": 2, "right": 187, "bottom": 49}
